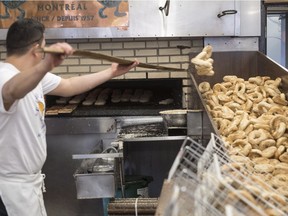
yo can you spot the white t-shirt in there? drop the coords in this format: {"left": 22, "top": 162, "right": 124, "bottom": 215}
{"left": 0, "top": 62, "right": 61, "bottom": 176}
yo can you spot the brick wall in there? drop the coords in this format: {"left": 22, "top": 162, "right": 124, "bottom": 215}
{"left": 0, "top": 37, "right": 204, "bottom": 107}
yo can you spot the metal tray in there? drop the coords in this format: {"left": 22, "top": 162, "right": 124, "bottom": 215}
{"left": 74, "top": 171, "right": 116, "bottom": 199}
{"left": 73, "top": 151, "right": 123, "bottom": 199}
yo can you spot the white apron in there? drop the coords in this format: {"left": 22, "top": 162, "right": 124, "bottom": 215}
{"left": 0, "top": 173, "right": 47, "bottom": 216}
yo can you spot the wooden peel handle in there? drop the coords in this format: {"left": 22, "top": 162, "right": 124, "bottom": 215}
{"left": 41, "top": 47, "right": 66, "bottom": 54}
{"left": 41, "top": 47, "right": 186, "bottom": 71}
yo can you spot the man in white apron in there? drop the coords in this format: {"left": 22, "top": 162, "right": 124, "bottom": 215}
{"left": 0, "top": 18, "right": 138, "bottom": 216}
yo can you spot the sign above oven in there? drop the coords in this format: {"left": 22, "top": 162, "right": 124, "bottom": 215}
{"left": 0, "top": 0, "right": 260, "bottom": 39}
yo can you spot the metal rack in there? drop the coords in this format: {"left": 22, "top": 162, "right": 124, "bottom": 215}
{"left": 157, "top": 134, "right": 287, "bottom": 216}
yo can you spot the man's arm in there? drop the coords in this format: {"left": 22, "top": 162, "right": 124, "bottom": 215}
{"left": 2, "top": 43, "right": 74, "bottom": 111}
{"left": 2, "top": 63, "right": 49, "bottom": 110}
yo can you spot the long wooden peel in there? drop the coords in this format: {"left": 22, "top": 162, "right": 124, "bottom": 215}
{"left": 41, "top": 47, "right": 186, "bottom": 71}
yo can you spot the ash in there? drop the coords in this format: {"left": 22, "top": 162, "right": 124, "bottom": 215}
{"left": 117, "top": 123, "right": 167, "bottom": 139}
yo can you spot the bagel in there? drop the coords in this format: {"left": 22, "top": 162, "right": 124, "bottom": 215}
{"left": 227, "top": 189, "right": 257, "bottom": 205}
{"left": 240, "top": 143, "right": 252, "bottom": 157}
{"left": 193, "top": 51, "right": 207, "bottom": 59}
{"left": 203, "top": 45, "right": 213, "bottom": 58}
{"left": 247, "top": 92, "right": 263, "bottom": 103}
{"left": 228, "top": 146, "right": 242, "bottom": 155}
{"left": 244, "top": 161, "right": 255, "bottom": 173}
{"left": 195, "top": 64, "right": 213, "bottom": 71}
{"left": 221, "top": 106, "right": 235, "bottom": 120}
{"left": 222, "top": 117, "right": 241, "bottom": 136}
{"left": 264, "top": 208, "right": 282, "bottom": 216}
{"left": 253, "top": 123, "right": 271, "bottom": 131}
{"left": 244, "top": 124, "right": 254, "bottom": 135}
{"left": 191, "top": 57, "right": 212, "bottom": 68}
{"left": 248, "top": 149, "right": 263, "bottom": 158}
{"left": 273, "top": 122, "right": 286, "bottom": 139}
{"left": 234, "top": 83, "right": 246, "bottom": 101}
{"left": 270, "top": 174, "right": 288, "bottom": 188}
{"left": 217, "top": 93, "right": 231, "bottom": 103}
{"left": 254, "top": 163, "right": 275, "bottom": 173}
{"left": 222, "top": 82, "right": 233, "bottom": 89}
{"left": 245, "top": 83, "right": 257, "bottom": 92}
{"left": 228, "top": 131, "right": 246, "bottom": 143}
{"left": 262, "top": 191, "right": 287, "bottom": 206}
{"left": 221, "top": 162, "right": 241, "bottom": 172}
{"left": 213, "top": 118, "right": 230, "bottom": 134}
{"left": 265, "top": 77, "right": 280, "bottom": 87}
{"left": 257, "top": 86, "right": 267, "bottom": 98}
{"left": 269, "top": 159, "right": 280, "bottom": 166}
{"left": 250, "top": 175, "right": 272, "bottom": 191}
{"left": 232, "top": 139, "right": 252, "bottom": 156}
{"left": 248, "top": 129, "right": 268, "bottom": 146}
{"left": 252, "top": 157, "right": 270, "bottom": 164}
{"left": 197, "top": 68, "right": 214, "bottom": 76}
{"left": 275, "top": 145, "right": 286, "bottom": 159}
{"left": 238, "top": 112, "right": 250, "bottom": 131}
{"left": 192, "top": 46, "right": 214, "bottom": 76}
{"left": 268, "top": 106, "right": 284, "bottom": 115}
{"left": 211, "top": 95, "right": 220, "bottom": 106}
{"left": 273, "top": 94, "right": 288, "bottom": 106}
{"left": 234, "top": 82, "right": 246, "bottom": 93}
{"left": 258, "top": 101, "right": 273, "bottom": 114}
{"left": 223, "top": 75, "right": 238, "bottom": 82}
{"left": 232, "top": 94, "right": 245, "bottom": 104}
{"left": 270, "top": 115, "right": 288, "bottom": 139}
{"left": 244, "top": 185, "right": 261, "bottom": 197}
{"left": 259, "top": 139, "right": 276, "bottom": 151}
{"left": 263, "top": 85, "right": 279, "bottom": 97}
{"left": 202, "top": 90, "right": 213, "bottom": 99}
{"left": 277, "top": 137, "right": 288, "bottom": 148}
{"left": 279, "top": 152, "right": 288, "bottom": 163}
{"left": 213, "top": 83, "right": 227, "bottom": 93}
{"left": 226, "top": 102, "right": 242, "bottom": 112}
{"left": 249, "top": 76, "right": 263, "bottom": 86}
{"left": 230, "top": 155, "right": 250, "bottom": 163}
{"left": 277, "top": 186, "right": 288, "bottom": 198}
{"left": 206, "top": 100, "right": 217, "bottom": 109}
{"left": 262, "top": 146, "right": 277, "bottom": 159}
{"left": 198, "top": 82, "right": 211, "bottom": 93}
{"left": 273, "top": 163, "right": 288, "bottom": 175}
{"left": 224, "top": 91, "right": 233, "bottom": 98}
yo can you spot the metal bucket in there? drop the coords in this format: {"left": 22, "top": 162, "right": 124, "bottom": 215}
{"left": 159, "top": 109, "right": 188, "bottom": 129}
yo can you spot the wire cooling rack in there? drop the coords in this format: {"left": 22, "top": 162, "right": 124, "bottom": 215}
{"left": 163, "top": 133, "right": 287, "bottom": 216}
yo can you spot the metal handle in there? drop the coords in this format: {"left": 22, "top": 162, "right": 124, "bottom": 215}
{"left": 217, "top": 10, "right": 237, "bottom": 18}
{"left": 159, "top": 0, "right": 170, "bottom": 16}
{"left": 72, "top": 152, "right": 123, "bottom": 160}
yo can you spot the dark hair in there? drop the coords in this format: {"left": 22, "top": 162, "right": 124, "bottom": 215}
{"left": 6, "top": 18, "right": 45, "bottom": 56}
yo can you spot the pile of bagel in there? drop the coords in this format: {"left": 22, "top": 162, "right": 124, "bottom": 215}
{"left": 191, "top": 45, "right": 214, "bottom": 76}
{"left": 199, "top": 75, "right": 288, "bottom": 214}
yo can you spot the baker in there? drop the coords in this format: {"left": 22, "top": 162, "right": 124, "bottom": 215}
{"left": 0, "top": 18, "right": 138, "bottom": 216}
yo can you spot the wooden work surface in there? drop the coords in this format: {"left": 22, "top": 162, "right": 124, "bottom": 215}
{"left": 155, "top": 179, "right": 175, "bottom": 216}
{"left": 264, "top": 0, "right": 288, "bottom": 3}
{"left": 155, "top": 179, "right": 195, "bottom": 215}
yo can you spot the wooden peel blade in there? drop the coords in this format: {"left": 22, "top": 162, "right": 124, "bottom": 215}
{"left": 41, "top": 47, "right": 186, "bottom": 71}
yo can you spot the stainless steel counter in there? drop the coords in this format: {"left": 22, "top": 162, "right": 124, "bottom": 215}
{"left": 43, "top": 115, "right": 186, "bottom": 216}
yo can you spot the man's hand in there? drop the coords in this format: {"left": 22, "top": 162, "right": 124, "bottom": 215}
{"left": 42, "top": 43, "right": 74, "bottom": 71}
{"left": 110, "top": 60, "right": 139, "bottom": 78}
